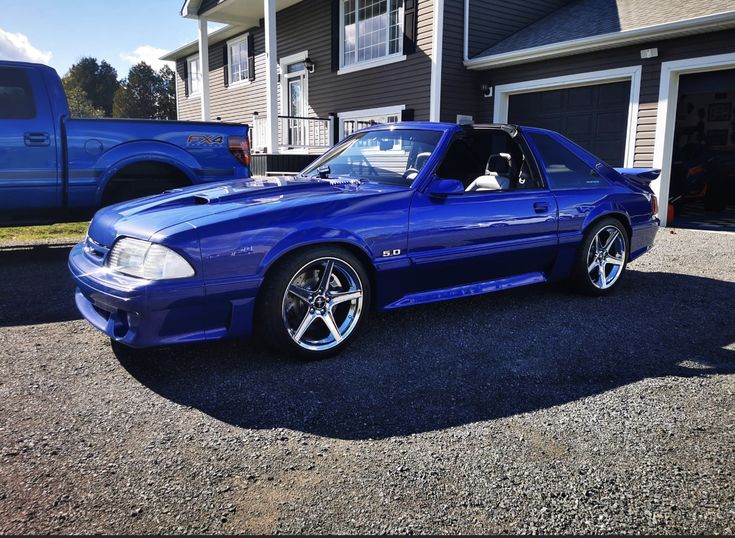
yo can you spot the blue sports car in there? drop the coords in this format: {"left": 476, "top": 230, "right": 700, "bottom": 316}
{"left": 68, "top": 122, "right": 659, "bottom": 358}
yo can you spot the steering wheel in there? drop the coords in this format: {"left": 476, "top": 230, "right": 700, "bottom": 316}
{"left": 402, "top": 167, "right": 420, "bottom": 181}
{"left": 357, "top": 155, "right": 379, "bottom": 177}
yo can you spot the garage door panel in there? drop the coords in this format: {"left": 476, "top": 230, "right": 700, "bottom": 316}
{"left": 508, "top": 80, "right": 630, "bottom": 166}
{"left": 540, "top": 90, "right": 564, "bottom": 111}
{"left": 598, "top": 82, "right": 630, "bottom": 105}
{"left": 596, "top": 111, "right": 627, "bottom": 135}
{"left": 566, "top": 114, "right": 593, "bottom": 136}
{"left": 567, "top": 86, "right": 595, "bottom": 109}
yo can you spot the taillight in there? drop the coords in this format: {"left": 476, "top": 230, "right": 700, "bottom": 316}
{"left": 228, "top": 135, "right": 251, "bottom": 167}
{"left": 651, "top": 194, "right": 658, "bottom": 216}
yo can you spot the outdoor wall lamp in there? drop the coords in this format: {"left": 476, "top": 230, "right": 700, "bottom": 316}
{"left": 304, "top": 57, "right": 315, "bottom": 73}
{"left": 481, "top": 83, "right": 493, "bottom": 98}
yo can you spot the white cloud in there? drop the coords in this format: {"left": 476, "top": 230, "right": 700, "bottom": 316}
{"left": 120, "top": 45, "right": 173, "bottom": 71}
{"left": 0, "top": 28, "right": 52, "bottom": 64}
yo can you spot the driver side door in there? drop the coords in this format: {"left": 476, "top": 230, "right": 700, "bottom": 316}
{"left": 407, "top": 137, "right": 559, "bottom": 293}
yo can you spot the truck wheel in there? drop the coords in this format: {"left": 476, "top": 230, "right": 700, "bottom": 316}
{"left": 101, "top": 162, "right": 189, "bottom": 207}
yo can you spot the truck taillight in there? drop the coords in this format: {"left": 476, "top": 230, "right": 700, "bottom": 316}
{"left": 228, "top": 135, "right": 251, "bottom": 167}
{"left": 651, "top": 194, "right": 658, "bottom": 216}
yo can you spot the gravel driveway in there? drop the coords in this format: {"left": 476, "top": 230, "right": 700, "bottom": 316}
{"left": 0, "top": 228, "right": 733, "bottom": 534}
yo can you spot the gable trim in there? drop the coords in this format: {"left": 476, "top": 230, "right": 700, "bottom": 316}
{"left": 465, "top": 10, "right": 735, "bottom": 70}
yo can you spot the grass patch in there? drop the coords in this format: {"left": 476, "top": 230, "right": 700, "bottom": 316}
{"left": 0, "top": 221, "right": 88, "bottom": 243}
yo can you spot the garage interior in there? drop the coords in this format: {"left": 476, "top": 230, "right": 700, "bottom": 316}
{"left": 669, "top": 69, "right": 735, "bottom": 231}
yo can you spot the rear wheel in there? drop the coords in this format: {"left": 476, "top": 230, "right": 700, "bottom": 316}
{"left": 572, "top": 218, "right": 629, "bottom": 296}
{"left": 257, "top": 247, "right": 371, "bottom": 359}
{"left": 102, "top": 162, "right": 189, "bottom": 206}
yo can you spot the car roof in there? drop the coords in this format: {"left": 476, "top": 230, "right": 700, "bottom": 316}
{"left": 356, "top": 121, "right": 523, "bottom": 136}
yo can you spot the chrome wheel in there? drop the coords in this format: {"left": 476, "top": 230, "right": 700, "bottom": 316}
{"left": 587, "top": 225, "right": 626, "bottom": 290}
{"left": 281, "top": 257, "right": 364, "bottom": 351}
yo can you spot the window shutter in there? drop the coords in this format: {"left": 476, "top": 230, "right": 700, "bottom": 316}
{"left": 247, "top": 33, "right": 255, "bottom": 82}
{"left": 403, "top": 0, "right": 418, "bottom": 55}
{"left": 401, "top": 108, "right": 414, "bottom": 121}
{"left": 222, "top": 44, "right": 229, "bottom": 88}
{"left": 331, "top": 0, "right": 340, "bottom": 71}
{"left": 183, "top": 61, "right": 189, "bottom": 97}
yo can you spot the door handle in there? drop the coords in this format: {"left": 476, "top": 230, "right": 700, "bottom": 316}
{"left": 533, "top": 202, "right": 550, "bottom": 213}
{"left": 24, "top": 132, "right": 50, "bottom": 147}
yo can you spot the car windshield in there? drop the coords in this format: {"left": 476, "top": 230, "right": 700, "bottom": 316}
{"left": 301, "top": 128, "right": 443, "bottom": 186}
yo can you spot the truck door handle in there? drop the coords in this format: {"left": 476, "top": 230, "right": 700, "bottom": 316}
{"left": 533, "top": 202, "right": 550, "bottom": 213}
{"left": 24, "top": 132, "right": 50, "bottom": 147}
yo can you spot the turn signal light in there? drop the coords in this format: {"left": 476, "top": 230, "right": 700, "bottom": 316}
{"left": 228, "top": 135, "right": 251, "bottom": 167}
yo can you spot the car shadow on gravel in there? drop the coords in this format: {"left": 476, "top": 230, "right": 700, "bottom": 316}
{"left": 117, "top": 270, "right": 735, "bottom": 440}
{"left": 0, "top": 244, "right": 80, "bottom": 327}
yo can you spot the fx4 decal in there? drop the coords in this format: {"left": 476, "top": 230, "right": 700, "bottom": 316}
{"left": 187, "top": 134, "right": 225, "bottom": 146}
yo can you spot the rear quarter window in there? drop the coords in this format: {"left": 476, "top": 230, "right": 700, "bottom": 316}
{"left": 0, "top": 68, "right": 36, "bottom": 119}
{"left": 529, "top": 132, "right": 606, "bottom": 189}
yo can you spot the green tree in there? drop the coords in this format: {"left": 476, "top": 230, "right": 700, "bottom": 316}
{"left": 112, "top": 62, "right": 159, "bottom": 119}
{"left": 62, "top": 57, "right": 120, "bottom": 116}
{"left": 156, "top": 65, "right": 176, "bottom": 120}
{"left": 65, "top": 86, "right": 105, "bottom": 118}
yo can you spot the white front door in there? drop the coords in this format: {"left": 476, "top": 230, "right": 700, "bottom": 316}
{"left": 281, "top": 53, "right": 308, "bottom": 148}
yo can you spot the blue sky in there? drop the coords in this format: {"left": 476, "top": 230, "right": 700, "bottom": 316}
{"left": 0, "top": 0, "right": 223, "bottom": 78}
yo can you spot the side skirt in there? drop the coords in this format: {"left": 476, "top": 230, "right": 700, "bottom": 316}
{"left": 384, "top": 272, "right": 547, "bottom": 310}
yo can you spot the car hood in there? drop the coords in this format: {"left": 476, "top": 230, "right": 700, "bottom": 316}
{"left": 88, "top": 176, "right": 406, "bottom": 246}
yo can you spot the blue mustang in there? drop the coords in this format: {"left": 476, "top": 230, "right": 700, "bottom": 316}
{"left": 68, "top": 122, "right": 659, "bottom": 358}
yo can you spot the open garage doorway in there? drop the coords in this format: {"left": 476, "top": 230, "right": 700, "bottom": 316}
{"left": 668, "top": 69, "right": 735, "bottom": 231}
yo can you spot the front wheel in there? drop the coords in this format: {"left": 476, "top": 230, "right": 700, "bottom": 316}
{"left": 257, "top": 247, "right": 371, "bottom": 359}
{"left": 572, "top": 218, "right": 629, "bottom": 296}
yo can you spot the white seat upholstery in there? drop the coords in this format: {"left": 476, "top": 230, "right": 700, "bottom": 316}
{"left": 466, "top": 174, "right": 511, "bottom": 192}
{"left": 466, "top": 152, "right": 513, "bottom": 192}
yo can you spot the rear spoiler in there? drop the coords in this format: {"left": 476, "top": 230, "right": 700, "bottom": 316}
{"left": 614, "top": 168, "right": 661, "bottom": 184}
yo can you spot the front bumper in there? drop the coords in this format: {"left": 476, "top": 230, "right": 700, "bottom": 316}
{"left": 68, "top": 242, "right": 260, "bottom": 348}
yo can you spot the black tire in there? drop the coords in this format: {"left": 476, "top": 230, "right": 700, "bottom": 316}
{"left": 102, "top": 178, "right": 182, "bottom": 207}
{"left": 571, "top": 218, "right": 629, "bottom": 296}
{"left": 256, "top": 246, "right": 371, "bottom": 359}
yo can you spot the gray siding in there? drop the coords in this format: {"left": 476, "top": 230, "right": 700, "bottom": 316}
{"left": 175, "top": 0, "right": 433, "bottom": 124}
{"left": 440, "top": 0, "right": 483, "bottom": 122}
{"left": 467, "top": 0, "right": 571, "bottom": 58}
{"left": 476, "top": 29, "right": 735, "bottom": 167}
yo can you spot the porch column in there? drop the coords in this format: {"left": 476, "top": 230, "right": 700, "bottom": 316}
{"left": 197, "top": 16, "right": 211, "bottom": 121}
{"left": 264, "top": 0, "right": 279, "bottom": 154}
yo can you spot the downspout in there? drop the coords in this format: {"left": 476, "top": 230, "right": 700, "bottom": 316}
{"left": 463, "top": 0, "right": 469, "bottom": 62}
{"left": 197, "top": 15, "right": 211, "bottom": 121}
{"left": 429, "top": 0, "right": 444, "bottom": 122}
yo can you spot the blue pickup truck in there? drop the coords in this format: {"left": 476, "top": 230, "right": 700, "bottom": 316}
{"left": 0, "top": 61, "right": 250, "bottom": 225}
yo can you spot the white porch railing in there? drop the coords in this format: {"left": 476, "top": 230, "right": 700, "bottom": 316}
{"left": 251, "top": 114, "right": 334, "bottom": 154}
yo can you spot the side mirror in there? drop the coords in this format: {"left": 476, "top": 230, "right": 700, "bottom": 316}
{"left": 428, "top": 178, "right": 465, "bottom": 196}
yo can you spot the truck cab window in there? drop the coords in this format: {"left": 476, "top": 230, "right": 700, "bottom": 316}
{"left": 0, "top": 68, "right": 36, "bottom": 119}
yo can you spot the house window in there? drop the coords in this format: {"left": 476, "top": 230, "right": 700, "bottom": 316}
{"left": 342, "top": 0, "right": 403, "bottom": 68}
{"left": 343, "top": 113, "right": 399, "bottom": 137}
{"left": 227, "top": 35, "right": 249, "bottom": 85}
{"left": 187, "top": 55, "right": 201, "bottom": 96}
{"left": 339, "top": 105, "right": 403, "bottom": 137}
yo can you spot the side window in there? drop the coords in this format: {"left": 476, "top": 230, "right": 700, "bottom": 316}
{"left": 436, "top": 139, "right": 484, "bottom": 186}
{"left": 529, "top": 132, "right": 605, "bottom": 189}
{"left": 0, "top": 68, "right": 36, "bottom": 119}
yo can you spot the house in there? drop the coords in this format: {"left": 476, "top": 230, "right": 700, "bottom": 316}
{"left": 162, "top": 0, "right": 735, "bottom": 226}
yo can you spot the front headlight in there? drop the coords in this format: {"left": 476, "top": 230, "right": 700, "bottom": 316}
{"left": 107, "top": 237, "right": 195, "bottom": 280}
